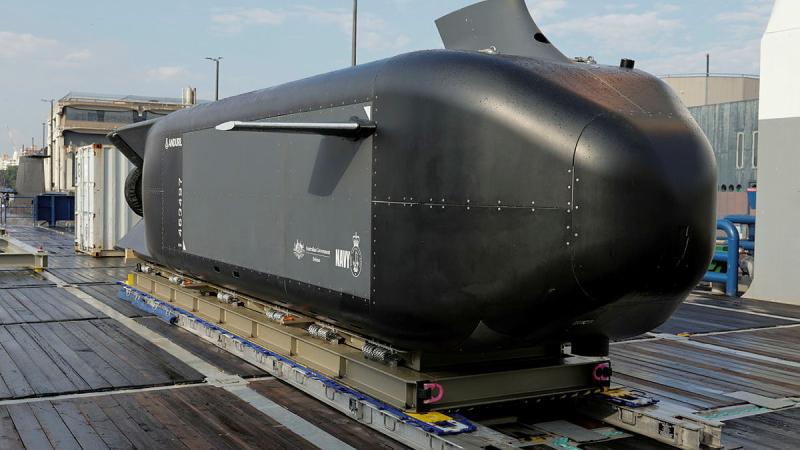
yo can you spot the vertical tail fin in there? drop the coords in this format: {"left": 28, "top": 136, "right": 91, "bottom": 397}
{"left": 436, "top": 0, "right": 570, "bottom": 63}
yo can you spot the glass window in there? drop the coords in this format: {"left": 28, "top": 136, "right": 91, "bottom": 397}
{"left": 103, "top": 110, "right": 135, "bottom": 123}
{"left": 145, "top": 110, "right": 170, "bottom": 119}
{"left": 64, "top": 107, "right": 134, "bottom": 124}
{"left": 735, "top": 132, "right": 745, "bottom": 169}
{"left": 752, "top": 131, "right": 759, "bottom": 168}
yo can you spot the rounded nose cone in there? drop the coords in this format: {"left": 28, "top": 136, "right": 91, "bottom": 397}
{"left": 570, "top": 114, "right": 716, "bottom": 337}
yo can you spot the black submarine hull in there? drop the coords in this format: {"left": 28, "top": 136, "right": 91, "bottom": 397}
{"left": 113, "top": 50, "right": 716, "bottom": 353}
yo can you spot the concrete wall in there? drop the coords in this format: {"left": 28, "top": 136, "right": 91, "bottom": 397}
{"left": 745, "top": 0, "right": 800, "bottom": 305}
{"left": 15, "top": 156, "right": 44, "bottom": 197}
{"left": 662, "top": 76, "right": 760, "bottom": 107}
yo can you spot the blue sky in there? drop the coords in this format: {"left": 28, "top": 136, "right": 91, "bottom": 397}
{"left": 0, "top": 0, "right": 774, "bottom": 155}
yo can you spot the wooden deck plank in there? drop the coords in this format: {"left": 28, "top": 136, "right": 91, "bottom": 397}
{"left": 19, "top": 324, "right": 91, "bottom": 393}
{"left": 47, "top": 256, "right": 132, "bottom": 270}
{"left": 0, "top": 407, "right": 25, "bottom": 450}
{"left": 636, "top": 340, "right": 800, "bottom": 388}
{"left": 112, "top": 394, "right": 190, "bottom": 450}
{"left": 51, "top": 400, "right": 110, "bottom": 450}
{"left": 611, "top": 353, "right": 750, "bottom": 402}
{"left": 79, "top": 285, "right": 150, "bottom": 319}
{"left": 583, "top": 435, "right": 677, "bottom": 450}
{"left": 0, "top": 289, "right": 40, "bottom": 323}
{"left": 0, "top": 342, "right": 33, "bottom": 398}
{"left": 29, "top": 401, "right": 82, "bottom": 450}
{"left": 47, "top": 268, "right": 131, "bottom": 286}
{"left": 3, "top": 386, "right": 335, "bottom": 450}
{"left": 48, "top": 322, "right": 132, "bottom": 388}
{"left": 654, "top": 303, "right": 796, "bottom": 335}
{"left": 613, "top": 341, "right": 800, "bottom": 399}
{"left": 93, "top": 396, "right": 163, "bottom": 450}
{"left": 692, "top": 326, "right": 800, "bottom": 363}
{"left": 88, "top": 320, "right": 201, "bottom": 385}
{"left": 608, "top": 374, "right": 719, "bottom": 410}
{"left": 154, "top": 389, "right": 242, "bottom": 450}
{"left": 723, "top": 408, "right": 800, "bottom": 450}
{"left": 6, "top": 403, "right": 55, "bottom": 450}
{"left": 8, "top": 289, "right": 60, "bottom": 323}
{"left": 0, "top": 325, "right": 59, "bottom": 395}
{"left": 613, "top": 345, "right": 799, "bottom": 395}
{"left": 5, "top": 325, "right": 78, "bottom": 395}
{"left": 73, "top": 398, "right": 134, "bottom": 450}
{"left": 0, "top": 292, "right": 17, "bottom": 324}
{"left": 15, "top": 288, "right": 70, "bottom": 321}
{"left": 135, "top": 391, "right": 221, "bottom": 450}
{"left": 175, "top": 386, "right": 317, "bottom": 450}
{"left": 250, "top": 378, "right": 410, "bottom": 449}
{"left": 195, "top": 386, "right": 320, "bottom": 450}
{"left": 0, "top": 287, "right": 105, "bottom": 325}
{"left": 0, "top": 270, "right": 53, "bottom": 289}
{"left": 27, "top": 323, "right": 113, "bottom": 391}
{"left": 37, "top": 287, "right": 104, "bottom": 321}
{"left": 134, "top": 317, "right": 267, "bottom": 378}
{"left": 63, "top": 321, "right": 162, "bottom": 386}
{"left": 688, "top": 292, "right": 800, "bottom": 320}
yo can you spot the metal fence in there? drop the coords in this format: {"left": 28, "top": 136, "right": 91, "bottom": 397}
{"left": 3, "top": 195, "right": 36, "bottom": 226}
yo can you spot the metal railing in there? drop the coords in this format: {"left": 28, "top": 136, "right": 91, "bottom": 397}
{"left": 726, "top": 215, "right": 755, "bottom": 251}
{"left": 704, "top": 220, "right": 740, "bottom": 297}
{"left": 702, "top": 215, "right": 756, "bottom": 297}
{"left": 1, "top": 196, "right": 36, "bottom": 226}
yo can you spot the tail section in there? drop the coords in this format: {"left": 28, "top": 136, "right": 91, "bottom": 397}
{"left": 108, "top": 119, "right": 157, "bottom": 256}
{"left": 107, "top": 119, "right": 157, "bottom": 168}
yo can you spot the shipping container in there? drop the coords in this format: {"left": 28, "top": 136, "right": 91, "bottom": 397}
{"left": 75, "top": 144, "right": 139, "bottom": 256}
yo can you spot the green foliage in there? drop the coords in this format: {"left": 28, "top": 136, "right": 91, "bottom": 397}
{"left": 0, "top": 166, "right": 18, "bottom": 190}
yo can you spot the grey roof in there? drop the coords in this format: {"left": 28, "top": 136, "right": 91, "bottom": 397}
{"left": 60, "top": 91, "right": 187, "bottom": 104}
{"left": 658, "top": 73, "right": 759, "bottom": 79}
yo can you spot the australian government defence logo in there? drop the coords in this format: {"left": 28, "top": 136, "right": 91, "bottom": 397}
{"left": 335, "top": 233, "right": 363, "bottom": 278}
{"left": 293, "top": 240, "right": 305, "bottom": 260}
{"left": 292, "top": 240, "right": 330, "bottom": 263}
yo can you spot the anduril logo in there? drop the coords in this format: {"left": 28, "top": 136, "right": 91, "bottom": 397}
{"left": 165, "top": 137, "right": 183, "bottom": 150}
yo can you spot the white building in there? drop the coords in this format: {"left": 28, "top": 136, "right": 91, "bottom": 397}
{"left": 0, "top": 150, "right": 20, "bottom": 171}
{"left": 44, "top": 90, "right": 196, "bottom": 192}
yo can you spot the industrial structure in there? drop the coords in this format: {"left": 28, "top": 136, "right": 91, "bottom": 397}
{"left": 43, "top": 90, "right": 196, "bottom": 192}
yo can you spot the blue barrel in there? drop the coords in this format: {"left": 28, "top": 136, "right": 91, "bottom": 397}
{"left": 747, "top": 187, "right": 757, "bottom": 210}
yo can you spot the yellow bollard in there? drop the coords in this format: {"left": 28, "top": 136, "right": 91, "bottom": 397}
{"left": 127, "top": 274, "right": 135, "bottom": 286}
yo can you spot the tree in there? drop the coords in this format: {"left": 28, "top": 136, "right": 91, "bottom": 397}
{"left": 0, "top": 166, "right": 18, "bottom": 191}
